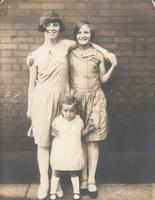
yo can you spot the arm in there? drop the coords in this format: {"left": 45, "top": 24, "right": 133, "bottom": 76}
{"left": 64, "top": 39, "right": 77, "bottom": 52}
{"left": 91, "top": 43, "right": 118, "bottom": 67}
{"left": 99, "top": 55, "right": 117, "bottom": 83}
{"left": 27, "top": 63, "right": 37, "bottom": 118}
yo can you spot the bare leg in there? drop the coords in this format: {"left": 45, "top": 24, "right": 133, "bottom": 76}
{"left": 80, "top": 143, "right": 88, "bottom": 190}
{"left": 37, "top": 146, "right": 50, "bottom": 199}
{"left": 71, "top": 172, "right": 80, "bottom": 199}
{"left": 87, "top": 142, "right": 99, "bottom": 191}
{"left": 50, "top": 170, "right": 60, "bottom": 194}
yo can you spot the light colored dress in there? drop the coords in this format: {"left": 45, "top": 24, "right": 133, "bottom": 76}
{"left": 50, "top": 114, "right": 85, "bottom": 171}
{"left": 69, "top": 47, "right": 108, "bottom": 142}
{"left": 28, "top": 40, "right": 72, "bottom": 147}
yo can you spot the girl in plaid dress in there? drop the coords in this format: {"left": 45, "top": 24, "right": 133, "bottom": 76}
{"left": 69, "top": 20, "right": 117, "bottom": 198}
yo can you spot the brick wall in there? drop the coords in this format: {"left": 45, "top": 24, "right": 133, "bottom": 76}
{"left": 0, "top": 0, "right": 155, "bottom": 182}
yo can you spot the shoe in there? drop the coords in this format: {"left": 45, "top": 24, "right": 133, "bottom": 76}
{"left": 73, "top": 193, "right": 81, "bottom": 200}
{"left": 88, "top": 183, "right": 98, "bottom": 199}
{"left": 50, "top": 193, "right": 57, "bottom": 200}
{"left": 37, "top": 183, "right": 48, "bottom": 200}
{"left": 80, "top": 188, "right": 88, "bottom": 196}
{"left": 80, "top": 179, "right": 88, "bottom": 196}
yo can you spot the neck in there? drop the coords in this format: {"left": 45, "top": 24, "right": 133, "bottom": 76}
{"left": 44, "top": 37, "right": 59, "bottom": 48}
{"left": 78, "top": 43, "right": 91, "bottom": 50}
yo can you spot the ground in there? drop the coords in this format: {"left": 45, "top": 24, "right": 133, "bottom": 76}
{"left": 0, "top": 183, "right": 154, "bottom": 200}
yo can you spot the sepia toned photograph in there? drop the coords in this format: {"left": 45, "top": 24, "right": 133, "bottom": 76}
{"left": 0, "top": 0, "right": 155, "bottom": 199}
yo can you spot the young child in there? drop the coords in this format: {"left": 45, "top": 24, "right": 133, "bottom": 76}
{"left": 69, "top": 20, "right": 117, "bottom": 198}
{"left": 50, "top": 95, "right": 92, "bottom": 200}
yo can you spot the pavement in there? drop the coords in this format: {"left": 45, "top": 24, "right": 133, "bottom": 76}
{"left": 0, "top": 183, "right": 154, "bottom": 200}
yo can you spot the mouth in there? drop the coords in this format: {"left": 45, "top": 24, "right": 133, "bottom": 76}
{"left": 47, "top": 31, "right": 57, "bottom": 34}
{"left": 79, "top": 38, "right": 88, "bottom": 42}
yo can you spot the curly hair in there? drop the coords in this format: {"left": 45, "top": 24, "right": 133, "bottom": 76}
{"left": 59, "top": 95, "right": 79, "bottom": 114}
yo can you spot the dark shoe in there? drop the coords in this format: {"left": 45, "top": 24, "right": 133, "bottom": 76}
{"left": 88, "top": 190, "right": 98, "bottom": 199}
{"left": 80, "top": 188, "right": 88, "bottom": 196}
{"left": 80, "top": 179, "right": 88, "bottom": 196}
{"left": 73, "top": 193, "right": 81, "bottom": 200}
{"left": 88, "top": 183, "right": 98, "bottom": 199}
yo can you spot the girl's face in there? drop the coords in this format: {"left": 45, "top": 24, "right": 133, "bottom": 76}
{"left": 44, "top": 22, "right": 60, "bottom": 40}
{"left": 76, "top": 24, "right": 91, "bottom": 47}
{"left": 61, "top": 103, "right": 76, "bottom": 121}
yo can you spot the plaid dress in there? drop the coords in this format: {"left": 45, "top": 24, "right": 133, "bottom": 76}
{"left": 69, "top": 47, "right": 108, "bottom": 142}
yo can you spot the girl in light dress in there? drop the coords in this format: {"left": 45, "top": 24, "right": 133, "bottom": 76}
{"left": 69, "top": 20, "right": 117, "bottom": 198}
{"left": 26, "top": 10, "right": 117, "bottom": 200}
{"left": 50, "top": 95, "right": 93, "bottom": 200}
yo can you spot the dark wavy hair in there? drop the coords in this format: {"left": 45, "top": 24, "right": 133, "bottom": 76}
{"left": 37, "top": 11, "right": 65, "bottom": 32}
{"left": 74, "top": 20, "right": 95, "bottom": 42}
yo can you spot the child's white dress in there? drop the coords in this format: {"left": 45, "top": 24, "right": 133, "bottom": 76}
{"left": 50, "top": 114, "right": 85, "bottom": 171}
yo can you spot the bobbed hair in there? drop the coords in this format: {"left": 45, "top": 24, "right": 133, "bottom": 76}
{"left": 37, "top": 10, "right": 65, "bottom": 32}
{"left": 74, "top": 20, "right": 95, "bottom": 42}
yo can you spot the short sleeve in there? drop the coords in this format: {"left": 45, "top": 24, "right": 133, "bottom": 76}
{"left": 26, "top": 51, "right": 36, "bottom": 68}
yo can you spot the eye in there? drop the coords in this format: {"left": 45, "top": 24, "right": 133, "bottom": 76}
{"left": 53, "top": 23, "right": 59, "bottom": 27}
{"left": 46, "top": 23, "right": 50, "bottom": 27}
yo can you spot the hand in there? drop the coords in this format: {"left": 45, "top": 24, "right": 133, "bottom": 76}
{"left": 83, "top": 124, "right": 96, "bottom": 136}
{"left": 26, "top": 52, "right": 34, "bottom": 66}
{"left": 108, "top": 53, "right": 118, "bottom": 67}
{"left": 52, "top": 129, "right": 59, "bottom": 137}
{"left": 26, "top": 110, "right": 32, "bottom": 119}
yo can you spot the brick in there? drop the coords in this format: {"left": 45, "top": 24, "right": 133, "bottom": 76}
{"left": 134, "top": 3, "right": 153, "bottom": 9}
{"left": 12, "top": 37, "right": 33, "bottom": 43}
{"left": 41, "top": 3, "right": 64, "bottom": 9}
{"left": 65, "top": 3, "right": 87, "bottom": 9}
{"left": 13, "top": 23, "right": 35, "bottom": 30}
{"left": 17, "top": 57, "right": 27, "bottom": 64}
{"left": 0, "top": 23, "right": 12, "bottom": 29}
{"left": 0, "top": 77, "right": 13, "bottom": 84}
{"left": 89, "top": 17, "right": 110, "bottom": 24}
{"left": 0, "top": 58, "right": 17, "bottom": 64}
{"left": 111, "top": 17, "right": 133, "bottom": 24}
{"left": 0, "top": 37, "right": 12, "bottom": 43}
{"left": 113, "top": 37, "right": 134, "bottom": 43}
{"left": 87, "top": 3, "right": 110, "bottom": 9}
{"left": 1, "top": 50, "right": 12, "bottom": 57}
{"left": 0, "top": 30, "right": 16, "bottom": 36}
{"left": 16, "top": 30, "right": 28, "bottom": 37}
{"left": 28, "top": 30, "right": 42, "bottom": 37}
{"left": 34, "top": 37, "right": 43, "bottom": 43}
{"left": 110, "top": 3, "right": 134, "bottom": 9}
{"left": 18, "top": 3, "right": 41, "bottom": 9}
{"left": 0, "top": 64, "right": 12, "bottom": 71}
{"left": 0, "top": 44, "right": 17, "bottom": 49}
{"left": 13, "top": 50, "right": 29, "bottom": 57}
{"left": 76, "top": 10, "right": 98, "bottom": 16}
{"left": 97, "top": 30, "right": 117, "bottom": 37}
{"left": 8, "top": 10, "right": 31, "bottom": 16}
{"left": 18, "top": 44, "right": 29, "bottom": 50}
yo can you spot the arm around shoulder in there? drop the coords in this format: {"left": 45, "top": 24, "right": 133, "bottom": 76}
{"left": 91, "top": 43, "right": 118, "bottom": 67}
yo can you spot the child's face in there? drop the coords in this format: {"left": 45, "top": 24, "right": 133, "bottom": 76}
{"left": 76, "top": 24, "right": 91, "bottom": 47}
{"left": 61, "top": 103, "right": 76, "bottom": 121}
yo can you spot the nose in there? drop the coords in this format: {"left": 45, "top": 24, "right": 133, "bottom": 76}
{"left": 47, "top": 24, "right": 55, "bottom": 30}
